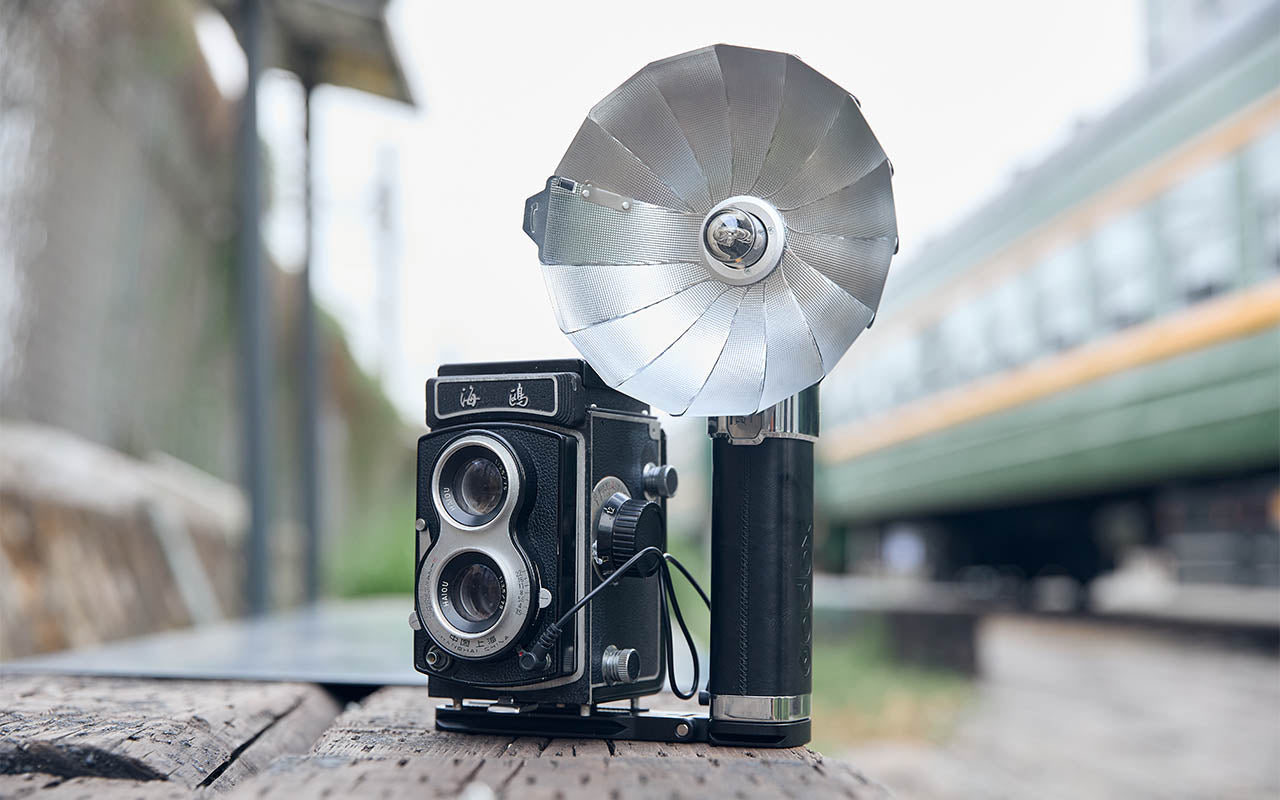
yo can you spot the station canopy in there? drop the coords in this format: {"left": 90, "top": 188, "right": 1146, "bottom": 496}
{"left": 210, "top": 0, "right": 415, "bottom": 105}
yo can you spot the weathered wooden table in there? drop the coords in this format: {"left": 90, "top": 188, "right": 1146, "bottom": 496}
{"left": 0, "top": 678, "right": 887, "bottom": 798}
{"left": 0, "top": 602, "right": 888, "bottom": 798}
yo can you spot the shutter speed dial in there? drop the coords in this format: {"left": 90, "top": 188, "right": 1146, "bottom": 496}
{"left": 595, "top": 492, "right": 663, "bottom": 577}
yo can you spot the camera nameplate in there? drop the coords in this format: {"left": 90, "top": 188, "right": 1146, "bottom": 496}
{"left": 427, "top": 372, "right": 590, "bottom": 429}
{"left": 433, "top": 374, "right": 560, "bottom": 420}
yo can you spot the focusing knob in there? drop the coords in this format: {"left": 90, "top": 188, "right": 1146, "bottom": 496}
{"left": 596, "top": 492, "right": 662, "bottom": 576}
{"left": 642, "top": 463, "right": 679, "bottom": 499}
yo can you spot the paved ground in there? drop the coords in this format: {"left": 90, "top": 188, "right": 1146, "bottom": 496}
{"left": 845, "top": 614, "right": 1280, "bottom": 799}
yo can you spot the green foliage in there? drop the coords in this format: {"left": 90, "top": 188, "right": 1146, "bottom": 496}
{"left": 810, "top": 618, "right": 972, "bottom": 752}
{"left": 664, "top": 532, "right": 712, "bottom": 646}
{"left": 328, "top": 483, "right": 417, "bottom": 597}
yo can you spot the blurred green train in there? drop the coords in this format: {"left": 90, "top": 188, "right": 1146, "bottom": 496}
{"left": 816, "top": 2, "right": 1280, "bottom": 597}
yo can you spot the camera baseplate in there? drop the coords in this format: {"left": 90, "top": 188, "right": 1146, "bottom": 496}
{"left": 435, "top": 703, "right": 810, "bottom": 748}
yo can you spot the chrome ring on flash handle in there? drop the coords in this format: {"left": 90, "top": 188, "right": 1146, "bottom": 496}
{"left": 710, "top": 693, "right": 812, "bottom": 722}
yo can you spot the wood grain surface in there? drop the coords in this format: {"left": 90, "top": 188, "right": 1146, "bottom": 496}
{"left": 0, "top": 675, "right": 338, "bottom": 792}
{"left": 0, "top": 677, "right": 887, "bottom": 799}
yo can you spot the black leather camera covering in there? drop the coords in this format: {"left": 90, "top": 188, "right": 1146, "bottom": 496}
{"left": 586, "top": 412, "right": 667, "bottom": 699}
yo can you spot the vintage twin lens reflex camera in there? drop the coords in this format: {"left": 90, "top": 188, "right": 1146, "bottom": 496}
{"left": 412, "top": 359, "right": 679, "bottom": 709}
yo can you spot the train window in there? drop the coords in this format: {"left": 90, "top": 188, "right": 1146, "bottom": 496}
{"left": 845, "top": 373, "right": 876, "bottom": 422}
{"left": 1094, "top": 209, "right": 1155, "bottom": 327}
{"left": 916, "top": 322, "right": 950, "bottom": 394}
{"left": 876, "top": 350, "right": 905, "bottom": 413}
{"left": 1033, "top": 243, "right": 1092, "bottom": 351}
{"left": 821, "top": 360, "right": 859, "bottom": 425}
{"left": 941, "top": 299, "right": 994, "bottom": 383}
{"left": 884, "top": 336, "right": 924, "bottom": 406}
{"left": 835, "top": 353, "right": 876, "bottom": 421}
{"left": 991, "top": 273, "right": 1040, "bottom": 367}
{"left": 1248, "top": 124, "right": 1280, "bottom": 275}
{"left": 1161, "top": 158, "right": 1238, "bottom": 301}
{"left": 866, "top": 360, "right": 894, "bottom": 416}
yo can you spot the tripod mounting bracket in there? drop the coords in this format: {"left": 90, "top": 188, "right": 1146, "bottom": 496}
{"left": 435, "top": 703, "right": 810, "bottom": 748}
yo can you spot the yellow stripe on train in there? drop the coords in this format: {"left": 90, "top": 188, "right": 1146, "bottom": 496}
{"left": 820, "top": 277, "right": 1280, "bottom": 464}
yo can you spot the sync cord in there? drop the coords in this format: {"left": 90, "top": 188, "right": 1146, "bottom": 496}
{"left": 518, "top": 546, "right": 710, "bottom": 700}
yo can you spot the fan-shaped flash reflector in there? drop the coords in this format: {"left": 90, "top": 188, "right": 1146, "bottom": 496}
{"left": 524, "top": 44, "right": 897, "bottom": 415}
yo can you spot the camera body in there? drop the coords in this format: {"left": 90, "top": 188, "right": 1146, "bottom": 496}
{"left": 413, "top": 359, "right": 673, "bottom": 707}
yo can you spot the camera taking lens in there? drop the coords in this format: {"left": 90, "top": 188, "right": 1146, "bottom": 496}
{"left": 436, "top": 551, "right": 508, "bottom": 635}
{"left": 454, "top": 562, "right": 503, "bottom": 624}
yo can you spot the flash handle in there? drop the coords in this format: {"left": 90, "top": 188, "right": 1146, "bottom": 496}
{"left": 707, "top": 417, "right": 814, "bottom": 747}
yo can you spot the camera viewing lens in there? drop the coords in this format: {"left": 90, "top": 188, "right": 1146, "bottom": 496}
{"left": 455, "top": 457, "right": 504, "bottom": 516}
{"left": 437, "top": 440, "right": 511, "bottom": 527}
{"left": 455, "top": 562, "right": 504, "bottom": 624}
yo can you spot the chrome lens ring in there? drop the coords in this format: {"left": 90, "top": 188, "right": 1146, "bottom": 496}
{"left": 436, "top": 444, "right": 509, "bottom": 527}
{"left": 420, "top": 433, "right": 535, "bottom": 660}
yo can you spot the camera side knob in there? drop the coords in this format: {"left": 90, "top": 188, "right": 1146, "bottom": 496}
{"left": 643, "top": 463, "right": 679, "bottom": 499}
{"left": 597, "top": 492, "right": 662, "bottom": 577}
{"left": 602, "top": 644, "right": 640, "bottom": 685}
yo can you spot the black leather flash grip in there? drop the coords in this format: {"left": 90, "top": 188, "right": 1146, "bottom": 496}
{"left": 707, "top": 435, "right": 814, "bottom": 748}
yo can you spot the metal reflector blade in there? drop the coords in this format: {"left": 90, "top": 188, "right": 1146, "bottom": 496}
{"left": 750, "top": 56, "right": 847, "bottom": 199}
{"left": 540, "top": 185, "right": 703, "bottom": 265}
{"left": 786, "top": 230, "right": 896, "bottom": 310}
{"left": 589, "top": 71, "right": 714, "bottom": 212}
{"left": 780, "top": 161, "right": 896, "bottom": 238}
{"left": 759, "top": 270, "right": 825, "bottom": 409}
{"left": 616, "top": 287, "right": 746, "bottom": 414}
{"left": 541, "top": 263, "right": 712, "bottom": 333}
{"left": 556, "top": 119, "right": 693, "bottom": 211}
{"left": 645, "top": 46, "right": 734, "bottom": 204}
{"left": 778, "top": 251, "right": 874, "bottom": 372}
{"left": 716, "top": 45, "right": 786, "bottom": 196}
{"left": 566, "top": 281, "right": 729, "bottom": 386}
{"left": 769, "top": 97, "right": 886, "bottom": 211}
{"left": 684, "top": 284, "right": 767, "bottom": 416}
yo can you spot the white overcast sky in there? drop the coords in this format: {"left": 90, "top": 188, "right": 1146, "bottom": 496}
{"left": 232, "top": 0, "right": 1147, "bottom": 420}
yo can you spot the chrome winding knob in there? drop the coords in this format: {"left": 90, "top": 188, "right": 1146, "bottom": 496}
{"left": 602, "top": 644, "right": 640, "bottom": 685}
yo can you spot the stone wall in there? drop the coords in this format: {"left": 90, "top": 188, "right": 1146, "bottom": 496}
{"left": 0, "top": 1, "right": 418, "bottom": 622}
{"left": 0, "top": 423, "right": 245, "bottom": 658}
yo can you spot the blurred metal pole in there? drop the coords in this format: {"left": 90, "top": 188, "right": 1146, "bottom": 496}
{"left": 299, "top": 57, "right": 323, "bottom": 604}
{"left": 238, "top": 0, "right": 272, "bottom": 616}
{"left": 374, "top": 148, "right": 397, "bottom": 379}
